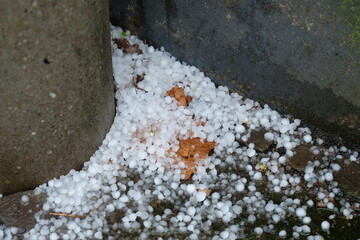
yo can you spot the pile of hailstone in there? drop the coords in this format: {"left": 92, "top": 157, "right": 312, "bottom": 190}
{"left": 2, "top": 26, "right": 359, "bottom": 240}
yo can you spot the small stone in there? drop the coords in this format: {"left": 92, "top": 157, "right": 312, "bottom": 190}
{"left": 247, "top": 129, "right": 274, "bottom": 152}
{"left": 288, "top": 144, "right": 319, "bottom": 171}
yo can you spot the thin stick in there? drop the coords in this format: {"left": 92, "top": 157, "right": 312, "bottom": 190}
{"left": 50, "top": 212, "right": 84, "bottom": 218}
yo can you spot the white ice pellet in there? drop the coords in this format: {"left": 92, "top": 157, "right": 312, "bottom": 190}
{"left": 137, "top": 151, "right": 147, "bottom": 159}
{"left": 253, "top": 172, "right": 262, "bottom": 181}
{"left": 302, "top": 225, "right": 311, "bottom": 234}
{"left": 128, "top": 213, "right": 137, "bottom": 221}
{"left": 189, "top": 233, "right": 198, "bottom": 240}
{"left": 303, "top": 216, "right": 311, "bottom": 224}
{"left": 327, "top": 202, "right": 334, "bottom": 210}
{"left": 235, "top": 124, "right": 246, "bottom": 133}
{"left": 112, "top": 191, "right": 121, "bottom": 199}
{"left": 154, "top": 177, "right": 162, "bottom": 185}
{"left": 224, "top": 132, "right": 235, "bottom": 146}
{"left": 331, "top": 163, "right": 341, "bottom": 171}
{"left": 235, "top": 182, "right": 245, "bottom": 192}
{"left": 343, "top": 209, "right": 351, "bottom": 217}
{"left": 220, "top": 230, "right": 229, "bottom": 239}
{"left": 295, "top": 207, "right": 306, "bottom": 218}
{"left": 94, "top": 231, "right": 103, "bottom": 239}
{"left": 272, "top": 214, "right": 280, "bottom": 223}
{"left": 303, "top": 135, "right": 312, "bottom": 143}
{"left": 187, "top": 207, "right": 196, "bottom": 216}
{"left": 248, "top": 185, "right": 256, "bottom": 192}
{"left": 119, "top": 195, "right": 129, "bottom": 203}
{"left": 186, "top": 184, "right": 197, "bottom": 195}
{"left": 274, "top": 186, "right": 281, "bottom": 192}
{"left": 156, "top": 148, "right": 165, "bottom": 157}
{"left": 49, "top": 232, "right": 59, "bottom": 240}
{"left": 265, "top": 202, "right": 275, "bottom": 212}
{"left": 278, "top": 156, "right": 286, "bottom": 164}
{"left": 21, "top": 195, "right": 30, "bottom": 205}
{"left": 147, "top": 146, "right": 156, "bottom": 154}
{"left": 49, "top": 92, "right": 57, "bottom": 99}
{"left": 254, "top": 227, "right": 263, "bottom": 235}
{"left": 171, "top": 182, "right": 179, "bottom": 189}
{"left": 264, "top": 132, "right": 274, "bottom": 141}
{"left": 246, "top": 148, "right": 256, "bottom": 157}
{"left": 144, "top": 220, "right": 151, "bottom": 228}
{"left": 324, "top": 172, "right": 333, "bottom": 181}
{"left": 233, "top": 205, "right": 242, "bottom": 214}
{"left": 317, "top": 192, "right": 326, "bottom": 200}
{"left": 280, "top": 180, "right": 288, "bottom": 187}
{"left": 196, "top": 191, "right": 207, "bottom": 202}
{"left": 321, "top": 221, "right": 330, "bottom": 231}
{"left": 279, "top": 230, "right": 286, "bottom": 238}
{"left": 106, "top": 204, "right": 115, "bottom": 212}
{"left": 314, "top": 235, "right": 325, "bottom": 240}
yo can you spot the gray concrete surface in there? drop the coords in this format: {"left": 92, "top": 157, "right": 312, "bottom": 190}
{"left": 0, "top": 0, "right": 115, "bottom": 195}
{"left": 110, "top": 0, "right": 360, "bottom": 147}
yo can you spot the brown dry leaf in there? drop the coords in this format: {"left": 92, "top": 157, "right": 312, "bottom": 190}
{"left": 112, "top": 38, "right": 143, "bottom": 54}
{"left": 166, "top": 86, "right": 192, "bottom": 107}
{"left": 176, "top": 137, "right": 215, "bottom": 180}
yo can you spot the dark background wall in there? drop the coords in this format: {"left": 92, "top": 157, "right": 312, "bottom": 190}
{"left": 109, "top": 0, "right": 360, "bottom": 148}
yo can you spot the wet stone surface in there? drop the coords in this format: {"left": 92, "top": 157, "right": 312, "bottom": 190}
{"left": 334, "top": 161, "right": 360, "bottom": 198}
{"left": 0, "top": 190, "right": 46, "bottom": 233}
{"left": 247, "top": 128, "right": 274, "bottom": 153}
{"left": 288, "top": 144, "right": 320, "bottom": 171}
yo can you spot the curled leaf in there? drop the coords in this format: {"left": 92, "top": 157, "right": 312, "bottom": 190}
{"left": 166, "top": 86, "right": 192, "bottom": 107}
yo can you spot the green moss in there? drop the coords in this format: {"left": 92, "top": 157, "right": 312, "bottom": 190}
{"left": 341, "top": 0, "right": 360, "bottom": 50}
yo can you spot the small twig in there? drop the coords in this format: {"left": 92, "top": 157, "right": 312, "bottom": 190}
{"left": 50, "top": 212, "right": 84, "bottom": 218}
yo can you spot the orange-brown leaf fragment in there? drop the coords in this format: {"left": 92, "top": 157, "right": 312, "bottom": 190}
{"left": 166, "top": 86, "right": 192, "bottom": 107}
{"left": 177, "top": 138, "right": 215, "bottom": 159}
{"left": 197, "top": 121, "right": 206, "bottom": 126}
{"left": 176, "top": 137, "right": 215, "bottom": 180}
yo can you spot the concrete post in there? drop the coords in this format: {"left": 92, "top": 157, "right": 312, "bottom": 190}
{"left": 0, "top": 0, "right": 115, "bottom": 195}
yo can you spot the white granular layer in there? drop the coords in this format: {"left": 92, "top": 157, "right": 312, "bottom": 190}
{"left": 1, "top": 26, "right": 358, "bottom": 240}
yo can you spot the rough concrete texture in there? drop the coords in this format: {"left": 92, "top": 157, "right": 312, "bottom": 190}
{"left": 0, "top": 0, "right": 115, "bottom": 195}
{"left": 110, "top": 0, "right": 360, "bottom": 147}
